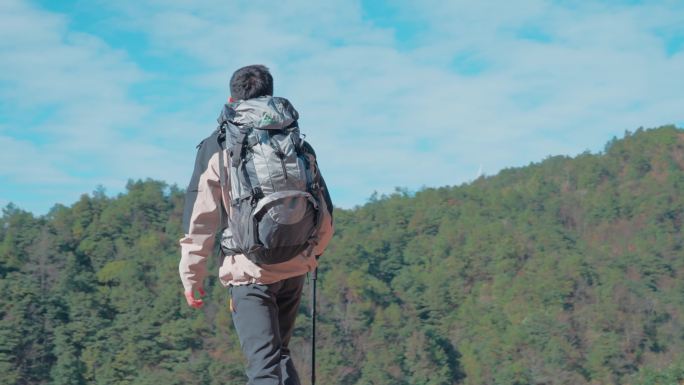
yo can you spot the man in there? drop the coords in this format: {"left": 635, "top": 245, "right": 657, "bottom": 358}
{"left": 178, "top": 65, "right": 333, "bottom": 385}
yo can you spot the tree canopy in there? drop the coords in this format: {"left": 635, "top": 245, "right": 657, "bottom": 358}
{"left": 2, "top": 125, "right": 684, "bottom": 385}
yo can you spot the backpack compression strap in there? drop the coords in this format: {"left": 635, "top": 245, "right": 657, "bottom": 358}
{"left": 224, "top": 124, "right": 265, "bottom": 206}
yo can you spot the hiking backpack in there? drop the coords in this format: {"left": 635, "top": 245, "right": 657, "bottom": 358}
{"left": 216, "top": 96, "right": 331, "bottom": 265}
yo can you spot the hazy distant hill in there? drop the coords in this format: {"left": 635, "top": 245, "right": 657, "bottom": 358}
{"left": 1, "top": 125, "right": 683, "bottom": 385}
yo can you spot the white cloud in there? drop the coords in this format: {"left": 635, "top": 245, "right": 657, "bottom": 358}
{"left": 1, "top": 0, "right": 683, "bottom": 213}
{"left": 0, "top": 135, "right": 76, "bottom": 184}
{"left": 0, "top": 0, "right": 203, "bottom": 212}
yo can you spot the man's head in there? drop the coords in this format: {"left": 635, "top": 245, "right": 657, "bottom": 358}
{"left": 229, "top": 65, "right": 273, "bottom": 101}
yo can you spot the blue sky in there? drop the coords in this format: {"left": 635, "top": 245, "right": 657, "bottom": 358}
{"left": 1, "top": 0, "right": 683, "bottom": 215}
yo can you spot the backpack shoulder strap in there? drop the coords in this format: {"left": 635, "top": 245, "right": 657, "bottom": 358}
{"left": 216, "top": 125, "right": 233, "bottom": 226}
{"left": 301, "top": 140, "right": 317, "bottom": 158}
{"left": 300, "top": 140, "right": 333, "bottom": 217}
{"left": 217, "top": 124, "right": 228, "bottom": 189}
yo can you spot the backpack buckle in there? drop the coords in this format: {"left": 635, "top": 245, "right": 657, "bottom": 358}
{"left": 250, "top": 187, "right": 264, "bottom": 207}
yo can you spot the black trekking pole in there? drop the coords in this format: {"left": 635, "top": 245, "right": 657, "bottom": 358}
{"left": 311, "top": 267, "right": 318, "bottom": 385}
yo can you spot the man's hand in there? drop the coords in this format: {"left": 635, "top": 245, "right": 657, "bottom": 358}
{"left": 184, "top": 286, "right": 206, "bottom": 309}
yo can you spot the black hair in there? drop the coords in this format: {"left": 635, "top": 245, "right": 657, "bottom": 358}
{"left": 229, "top": 65, "right": 274, "bottom": 100}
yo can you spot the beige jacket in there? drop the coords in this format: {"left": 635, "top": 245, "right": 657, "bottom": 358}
{"left": 178, "top": 128, "right": 333, "bottom": 292}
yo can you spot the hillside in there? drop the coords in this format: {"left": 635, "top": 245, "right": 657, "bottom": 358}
{"left": 2, "top": 125, "right": 684, "bottom": 385}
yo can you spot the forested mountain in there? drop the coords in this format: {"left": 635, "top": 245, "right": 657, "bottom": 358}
{"left": 2, "top": 125, "right": 684, "bottom": 385}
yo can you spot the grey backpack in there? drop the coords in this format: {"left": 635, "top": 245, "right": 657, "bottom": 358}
{"left": 216, "top": 96, "right": 331, "bottom": 265}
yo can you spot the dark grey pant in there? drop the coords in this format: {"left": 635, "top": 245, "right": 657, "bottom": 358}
{"left": 230, "top": 275, "right": 305, "bottom": 385}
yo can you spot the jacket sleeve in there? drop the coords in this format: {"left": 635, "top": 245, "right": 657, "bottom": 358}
{"left": 178, "top": 137, "right": 222, "bottom": 293}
